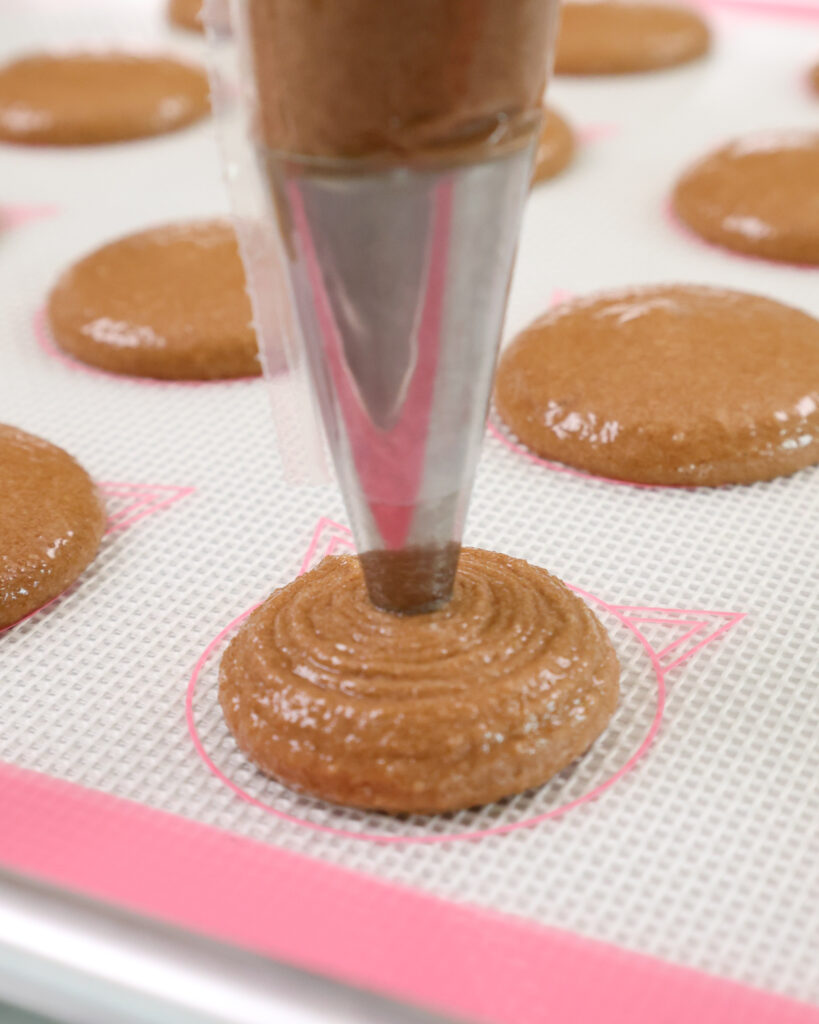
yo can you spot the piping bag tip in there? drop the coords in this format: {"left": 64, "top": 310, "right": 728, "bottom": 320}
{"left": 276, "top": 150, "right": 535, "bottom": 615}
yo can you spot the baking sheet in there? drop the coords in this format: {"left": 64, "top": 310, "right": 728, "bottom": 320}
{"left": 0, "top": 0, "right": 818, "bottom": 1018}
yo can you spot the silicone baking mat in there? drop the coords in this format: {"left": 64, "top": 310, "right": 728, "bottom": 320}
{"left": 1, "top": 1, "right": 818, "bottom": 1022}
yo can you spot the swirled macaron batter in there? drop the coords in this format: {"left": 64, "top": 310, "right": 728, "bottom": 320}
{"left": 219, "top": 549, "right": 619, "bottom": 814}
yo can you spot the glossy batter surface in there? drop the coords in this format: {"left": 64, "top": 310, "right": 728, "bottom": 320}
{"left": 0, "top": 425, "right": 105, "bottom": 628}
{"left": 555, "top": 1, "right": 709, "bottom": 75}
{"left": 672, "top": 131, "right": 819, "bottom": 265}
{"left": 495, "top": 285, "right": 819, "bottom": 486}
{"left": 532, "top": 107, "right": 576, "bottom": 183}
{"left": 0, "top": 53, "right": 210, "bottom": 145}
{"left": 220, "top": 549, "right": 620, "bottom": 814}
{"left": 48, "top": 220, "right": 260, "bottom": 381}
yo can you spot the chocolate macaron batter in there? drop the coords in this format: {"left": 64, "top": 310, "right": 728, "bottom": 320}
{"left": 246, "top": 0, "right": 556, "bottom": 161}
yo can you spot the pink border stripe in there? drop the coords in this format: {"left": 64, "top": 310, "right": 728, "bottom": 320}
{"left": 1, "top": 762, "right": 816, "bottom": 1024}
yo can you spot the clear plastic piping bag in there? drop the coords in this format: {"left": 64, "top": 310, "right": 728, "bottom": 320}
{"left": 202, "top": 0, "right": 330, "bottom": 485}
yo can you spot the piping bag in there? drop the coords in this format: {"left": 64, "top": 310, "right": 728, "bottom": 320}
{"left": 206, "top": 0, "right": 561, "bottom": 613}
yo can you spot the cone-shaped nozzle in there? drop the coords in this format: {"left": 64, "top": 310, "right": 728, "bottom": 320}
{"left": 265, "top": 148, "right": 536, "bottom": 612}
{"left": 240, "top": 0, "right": 560, "bottom": 613}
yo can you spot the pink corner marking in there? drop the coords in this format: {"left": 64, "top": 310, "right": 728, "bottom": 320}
{"left": 186, "top": 517, "right": 744, "bottom": 844}
{"left": 300, "top": 518, "right": 355, "bottom": 573}
{"left": 578, "top": 123, "right": 619, "bottom": 145}
{"left": 0, "top": 203, "right": 59, "bottom": 228}
{"left": 324, "top": 535, "right": 346, "bottom": 558}
{"left": 1, "top": 482, "right": 194, "bottom": 635}
{"left": 611, "top": 604, "right": 746, "bottom": 673}
{"left": 98, "top": 482, "right": 196, "bottom": 535}
{"left": 297, "top": 516, "right": 351, "bottom": 575}
{"left": 664, "top": 202, "right": 819, "bottom": 272}
{"left": 32, "top": 308, "right": 261, "bottom": 388}
{"left": 626, "top": 618, "right": 709, "bottom": 661}
{"left": 548, "top": 287, "right": 575, "bottom": 307}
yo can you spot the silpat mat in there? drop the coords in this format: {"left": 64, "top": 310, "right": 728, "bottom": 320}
{"left": 0, "top": 1, "right": 817, "bottom": 1022}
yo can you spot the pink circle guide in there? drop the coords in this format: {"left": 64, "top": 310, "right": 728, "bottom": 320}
{"left": 185, "top": 517, "right": 746, "bottom": 845}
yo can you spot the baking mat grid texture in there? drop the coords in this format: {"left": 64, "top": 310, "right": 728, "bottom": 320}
{"left": 0, "top": 0, "right": 818, "bottom": 1009}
